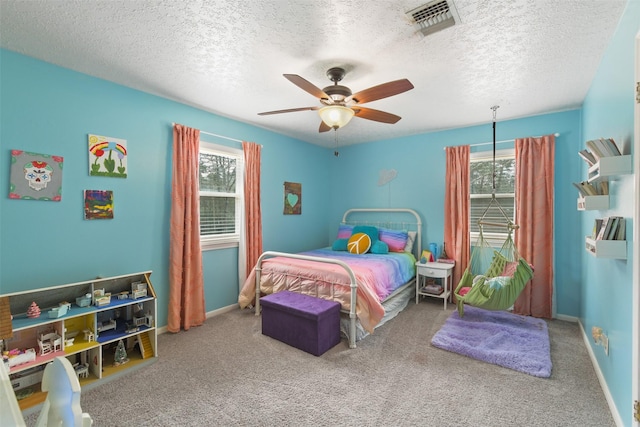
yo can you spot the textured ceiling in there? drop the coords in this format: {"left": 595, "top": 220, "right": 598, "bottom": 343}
{"left": 0, "top": 0, "right": 628, "bottom": 147}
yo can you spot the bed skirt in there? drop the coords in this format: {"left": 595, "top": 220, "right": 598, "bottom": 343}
{"left": 339, "top": 280, "right": 415, "bottom": 342}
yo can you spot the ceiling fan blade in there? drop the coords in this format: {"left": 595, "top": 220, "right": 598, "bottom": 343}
{"left": 352, "top": 106, "right": 401, "bottom": 124}
{"left": 319, "top": 121, "right": 331, "bottom": 133}
{"left": 284, "top": 74, "right": 331, "bottom": 100}
{"left": 258, "top": 106, "right": 319, "bottom": 116}
{"left": 346, "top": 79, "right": 414, "bottom": 104}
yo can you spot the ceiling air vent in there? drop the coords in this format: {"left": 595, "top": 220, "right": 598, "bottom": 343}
{"left": 406, "top": 0, "right": 460, "bottom": 37}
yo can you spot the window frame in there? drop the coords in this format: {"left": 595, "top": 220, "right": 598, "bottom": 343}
{"left": 469, "top": 148, "right": 516, "bottom": 247}
{"left": 198, "top": 141, "right": 244, "bottom": 251}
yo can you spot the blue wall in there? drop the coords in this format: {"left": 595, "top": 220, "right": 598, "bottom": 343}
{"left": 580, "top": 1, "right": 639, "bottom": 425}
{"left": 0, "top": 49, "right": 332, "bottom": 328}
{"left": 1, "top": 1, "right": 638, "bottom": 422}
{"left": 329, "top": 110, "right": 583, "bottom": 317}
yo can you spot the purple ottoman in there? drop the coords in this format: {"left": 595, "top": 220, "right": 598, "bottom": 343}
{"left": 261, "top": 291, "right": 341, "bottom": 356}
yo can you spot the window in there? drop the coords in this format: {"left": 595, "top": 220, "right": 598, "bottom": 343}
{"left": 470, "top": 148, "right": 515, "bottom": 246}
{"left": 199, "top": 141, "right": 243, "bottom": 250}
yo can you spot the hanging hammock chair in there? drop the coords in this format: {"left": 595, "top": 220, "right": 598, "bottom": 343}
{"left": 454, "top": 223, "right": 534, "bottom": 317}
{"left": 454, "top": 106, "right": 534, "bottom": 317}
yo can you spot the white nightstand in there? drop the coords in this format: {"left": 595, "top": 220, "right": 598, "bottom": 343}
{"left": 415, "top": 262, "right": 455, "bottom": 309}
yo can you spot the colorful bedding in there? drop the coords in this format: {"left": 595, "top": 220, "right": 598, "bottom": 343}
{"left": 238, "top": 248, "right": 416, "bottom": 334}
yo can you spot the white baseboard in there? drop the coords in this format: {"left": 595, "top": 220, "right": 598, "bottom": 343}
{"left": 157, "top": 304, "right": 238, "bottom": 335}
{"left": 205, "top": 304, "right": 238, "bottom": 319}
{"left": 555, "top": 313, "right": 578, "bottom": 322}
{"left": 578, "top": 320, "right": 623, "bottom": 426}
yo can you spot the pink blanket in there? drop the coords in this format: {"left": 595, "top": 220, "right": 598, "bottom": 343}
{"left": 238, "top": 249, "right": 416, "bottom": 333}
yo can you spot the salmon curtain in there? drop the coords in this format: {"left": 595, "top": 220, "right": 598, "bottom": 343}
{"left": 444, "top": 145, "right": 470, "bottom": 291}
{"left": 240, "top": 141, "right": 262, "bottom": 287}
{"left": 513, "top": 135, "right": 555, "bottom": 318}
{"left": 168, "top": 124, "right": 206, "bottom": 332}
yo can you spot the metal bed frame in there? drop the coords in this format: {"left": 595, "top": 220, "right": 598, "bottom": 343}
{"left": 253, "top": 208, "right": 422, "bottom": 349}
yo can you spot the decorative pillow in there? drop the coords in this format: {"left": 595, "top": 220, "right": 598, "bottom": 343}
{"left": 336, "top": 224, "right": 354, "bottom": 239}
{"left": 352, "top": 225, "right": 378, "bottom": 244}
{"left": 332, "top": 238, "right": 348, "bottom": 251}
{"left": 501, "top": 260, "right": 535, "bottom": 276}
{"left": 501, "top": 261, "right": 519, "bottom": 277}
{"left": 370, "top": 240, "right": 389, "bottom": 254}
{"left": 378, "top": 227, "right": 409, "bottom": 252}
{"left": 404, "top": 231, "right": 417, "bottom": 253}
{"left": 347, "top": 232, "right": 371, "bottom": 254}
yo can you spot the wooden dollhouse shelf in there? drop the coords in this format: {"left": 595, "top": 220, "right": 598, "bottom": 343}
{"left": 0, "top": 271, "right": 157, "bottom": 413}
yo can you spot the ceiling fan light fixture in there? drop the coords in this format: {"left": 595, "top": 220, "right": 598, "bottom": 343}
{"left": 318, "top": 105, "right": 355, "bottom": 130}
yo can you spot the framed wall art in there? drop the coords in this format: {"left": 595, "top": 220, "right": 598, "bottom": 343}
{"left": 84, "top": 190, "right": 114, "bottom": 220}
{"left": 283, "top": 181, "right": 301, "bottom": 215}
{"left": 88, "top": 134, "right": 128, "bottom": 178}
{"left": 9, "top": 150, "right": 64, "bottom": 201}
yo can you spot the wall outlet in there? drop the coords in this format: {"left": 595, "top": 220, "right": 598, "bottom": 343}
{"left": 602, "top": 334, "right": 609, "bottom": 356}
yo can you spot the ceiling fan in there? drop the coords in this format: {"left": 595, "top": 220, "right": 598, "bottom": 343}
{"left": 258, "top": 67, "right": 414, "bottom": 132}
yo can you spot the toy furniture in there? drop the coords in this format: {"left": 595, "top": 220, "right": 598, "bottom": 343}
{"left": 37, "top": 339, "right": 51, "bottom": 356}
{"left": 96, "top": 319, "right": 116, "bottom": 333}
{"left": 73, "top": 363, "right": 89, "bottom": 379}
{"left": 48, "top": 304, "right": 68, "bottom": 318}
{"left": 75, "top": 294, "right": 91, "bottom": 307}
{"left": 1, "top": 271, "right": 158, "bottom": 413}
{"left": 261, "top": 290, "right": 341, "bottom": 356}
{"left": 5, "top": 348, "right": 36, "bottom": 368}
{"left": 38, "top": 332, "right": 62, "bottom": 355}
{"left": 82, "top": 329, "right": 95, "bottom": 342}
{"left": 64, "top": 330, "right": 78, "bottom": 347}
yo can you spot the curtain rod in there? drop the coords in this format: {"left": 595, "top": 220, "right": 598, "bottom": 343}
{"left": 171, "top": 122, "right": 243, "bottom": 143}
{"left": 443, "top": 133, "right": 560, "bottom": 150}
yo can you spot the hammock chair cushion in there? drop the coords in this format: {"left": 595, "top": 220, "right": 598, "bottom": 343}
{"left": 455, "top": 251, "right": 534, "bottom": 317}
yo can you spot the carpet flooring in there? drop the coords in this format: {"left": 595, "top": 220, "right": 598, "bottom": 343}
{"left": 24, "top": 299, "right": 614, "bottom": 426}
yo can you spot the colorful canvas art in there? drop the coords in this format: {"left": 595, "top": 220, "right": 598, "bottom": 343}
{"left": 9, "top": 150, "right": 64, "bottom": 201}
{"left": 84, "top": 190, "right": 114, "bottom": 220}
{"left": 283, "top": 181, "right": 301, "bottom": 215}
{"left": 88, "top": 134, "right": 128, "bottom": 178}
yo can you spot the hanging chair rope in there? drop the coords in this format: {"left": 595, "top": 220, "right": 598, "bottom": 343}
{"left": 477, "top": 106, "right": 519, "bottom": 231}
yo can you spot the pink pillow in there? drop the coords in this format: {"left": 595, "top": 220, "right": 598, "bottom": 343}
{"left": 378, "top": 227, "right": 409, "bottom": 252}
{"left": 502, "top": 261, "right": 519, "bottom": 277}
{"left": 336, "top": 224, "right": 354, "bottom": 239}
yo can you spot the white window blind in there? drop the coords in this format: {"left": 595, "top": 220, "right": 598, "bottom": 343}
{"left": 199, "top": 142, "right": 243, "bottom": 250}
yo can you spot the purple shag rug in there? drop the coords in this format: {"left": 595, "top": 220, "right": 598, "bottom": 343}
{"left": 431, "top": 306, "right": 552, "bottom": 378}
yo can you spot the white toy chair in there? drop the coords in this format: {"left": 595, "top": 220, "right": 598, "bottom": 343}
{"left": 52, "top": 336, "right": 62, "bottom": 352}
{"left": 38, "top": 339, "right": 53, "bottom": 356}
{"left": 34, "top": 357, "right": 93, "bottom": 427}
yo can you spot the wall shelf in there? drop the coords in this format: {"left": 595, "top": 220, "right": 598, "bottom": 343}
{"left": 587, "top": 155, "right": 632, "bottom": 182}
{"left": 577, "top": 195, "right": 609, "bottom": 211}
{"left": 585, "top": 237, "right": 627, "bottom": 259}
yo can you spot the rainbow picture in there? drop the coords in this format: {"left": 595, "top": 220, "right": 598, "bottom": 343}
{"left": 88, "top": 134, "right": 128, "bottom": 178}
